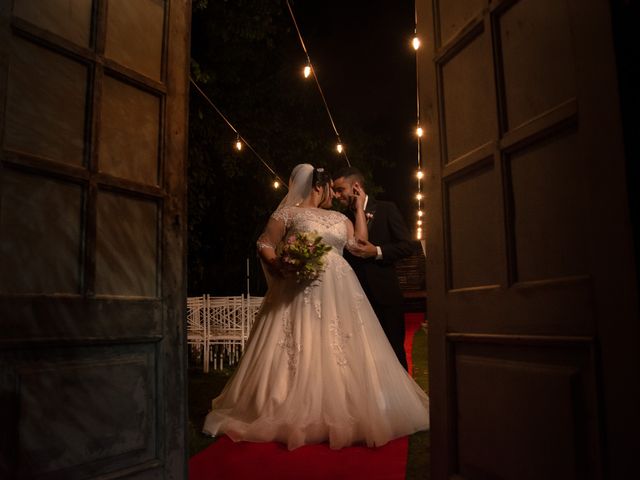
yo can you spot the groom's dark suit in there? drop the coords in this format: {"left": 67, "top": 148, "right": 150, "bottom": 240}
{"left": 344, "top": 197, "right": 414, "bottom": 369}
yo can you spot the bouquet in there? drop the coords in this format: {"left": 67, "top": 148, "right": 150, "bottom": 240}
{"left": 279, "top": 231, "right": 332, "bottom": 283}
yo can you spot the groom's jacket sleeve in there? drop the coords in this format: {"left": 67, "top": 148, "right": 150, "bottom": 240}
{"left": 379, "top": 202, "right": 415, "bottom": 263}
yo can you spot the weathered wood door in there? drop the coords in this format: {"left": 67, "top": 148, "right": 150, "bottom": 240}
{"left": 417, "top": 0, "right": 639, "bottom": 478}
{"left": 0, "top": 1, "right": 190, "bottom": 478}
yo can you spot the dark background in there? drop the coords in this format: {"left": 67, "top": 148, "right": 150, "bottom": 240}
{"left": 188, "top": 0, "right": 418, "bottom": 295}
{"left": 294, "top": 0, "right": 418, "bottom": 217}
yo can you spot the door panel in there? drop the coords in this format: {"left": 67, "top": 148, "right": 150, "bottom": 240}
{"left": 498, "top": 0, "right": 576, "bottom": 130}
{"left": 13, "top": 346, "right": 157, "bottom": 478}
{"left": 453, "top": 341, "right": 597, "bottom": 480}
{"left": 418, "top": 0, "right": 639, "bottom": 478}
{"left": 12, "top": 0, "right": 92, "bottom": 48}
{"left": 441, "top": 29, "right": 496, "bottom": 163}
{"left": 446, "top": 164, "right": 502, "bottom": 290}
{"left": 95, "top": 192, "right": 159, "bottom": 297}
{"left": 0, "top": 0, "right": 190, "bottom": 478}
{"left": 508, "top": 131, "right": 590, "bottom": 282}
{"left": 0, "top": 170, "right": 83, "bottom": 294}
{"left": 437, "top": 0, "right": 485, "bottom": 46}
{"left": 105, "top": 0, "right": 165, "bottom": 81}
{"left": 98, "top": 76, "right": 162, "bottom": 185}
{"left": 5, "top": 36, "right": 88, "bottom": 166}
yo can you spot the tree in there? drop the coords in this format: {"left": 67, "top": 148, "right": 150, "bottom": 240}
{"left": 188, "top": 0, "right": 387, "bottom": 295}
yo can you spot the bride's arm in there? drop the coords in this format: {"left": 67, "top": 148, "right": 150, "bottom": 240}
{"left": 256, "top": 213, "right": 286, "bottom": 276}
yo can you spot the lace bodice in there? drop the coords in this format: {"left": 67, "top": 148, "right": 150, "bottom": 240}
{"left": 270, "top": 207, "right": 349, "bottom": 254}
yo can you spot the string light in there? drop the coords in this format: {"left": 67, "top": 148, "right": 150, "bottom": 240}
{"left": 189, "top": 77, "right": 287, "bottom": 190}
{"left": 286, "top": 0, "right": 350, "bottom": 166}
{"left": 196, "top": 5, "right": 432, "bottom": 205}
{"left": 413, "top": 4, "right": 424, "bottom": 240}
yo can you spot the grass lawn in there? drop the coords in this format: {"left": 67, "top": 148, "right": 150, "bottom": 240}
{"left": 187, "top": 367, "right": 231, "bottom": 457}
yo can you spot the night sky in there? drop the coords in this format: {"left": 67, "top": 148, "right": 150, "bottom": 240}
{"left": 293, "top": 0, "right": 419, "bottom": 223}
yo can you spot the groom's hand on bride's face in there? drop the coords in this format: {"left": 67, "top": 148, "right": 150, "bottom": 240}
{"left": 351, "top": 183, "right": 366, "bottom": 211}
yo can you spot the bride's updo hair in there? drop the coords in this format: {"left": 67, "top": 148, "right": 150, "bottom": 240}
{"left": 312, "top": 166, "right": 331, "bottom": 188}
{"left": 312, "top": 166, "right": 332, "bottom": 205}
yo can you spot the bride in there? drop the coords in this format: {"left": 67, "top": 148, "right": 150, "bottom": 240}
{"left": 202, "top": 163, "right": 429, "bottom": 450}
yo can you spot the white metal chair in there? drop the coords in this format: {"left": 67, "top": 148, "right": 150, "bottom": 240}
{"left": 205, "top": 295, "right": 245, "bottom": 371}
{"left": 187, "top": 294, "right": 266, "bottom": 372}
{"left": 186, "top": 295, "right": 207, "bottom": 370}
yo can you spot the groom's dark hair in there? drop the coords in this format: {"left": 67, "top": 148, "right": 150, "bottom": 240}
{"left": 333, "top": 166, "right": 366, "bottom": 189}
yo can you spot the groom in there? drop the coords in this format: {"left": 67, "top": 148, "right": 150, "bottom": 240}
{"left": 333, "top": 167, "right": 415, "bottom": 370}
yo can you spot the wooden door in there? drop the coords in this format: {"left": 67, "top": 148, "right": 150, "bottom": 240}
{"left": 417, "top": 0, "right": 639, "bottom": 478}
{"left": 0, "top": 0, "right": 190, "bottom": 478}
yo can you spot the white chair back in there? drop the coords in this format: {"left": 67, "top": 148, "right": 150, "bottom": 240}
{"left": 186, "top": 294, "right": 265, "bottom": 372}
{"left": 186, "top": 296, "right": 207, "bottom": 370}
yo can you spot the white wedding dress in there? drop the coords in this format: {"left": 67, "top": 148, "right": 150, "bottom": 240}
{"left": 203, "top": 206, "right": 429, "bottom": 450}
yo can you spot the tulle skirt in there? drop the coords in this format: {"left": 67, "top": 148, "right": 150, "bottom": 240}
{"left": 202, "top": 252, "right": 429, "bottom": 450}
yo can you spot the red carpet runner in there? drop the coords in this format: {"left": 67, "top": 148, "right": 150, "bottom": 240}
{"left": 189, "top": 436, "right": 408, "bottom": 480}
{"left": 189, "top": 313, "right": 425, "bottom": 480}
{"left": 404, "top": 312, "right": 424, "bottom": 377}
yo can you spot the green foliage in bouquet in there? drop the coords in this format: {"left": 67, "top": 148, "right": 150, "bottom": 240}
{"left": 279, "top": 231, "right": 332, "bottom": 283}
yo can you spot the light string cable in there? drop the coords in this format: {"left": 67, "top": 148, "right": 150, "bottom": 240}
{"left": 413, "top": 2, "right": 424, "bottom": 240}
{"left": 189, "top": 76, "right": 287, "bottom": 189}
{"left": 285, "top": 0, "right": 351, "bottom": 166}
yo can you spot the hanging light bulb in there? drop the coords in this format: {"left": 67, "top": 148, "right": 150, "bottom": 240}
{"left": 412, "top": 36, "right": 421, "bottom": 50}
{"left": 273, "top": 179, "right": 281, "bottom": 189}
{"left": 417, "top": 227, "right": 423, "bottom": 240}
{"left": 417, "top": 210, "right": 424, "bottom": 217}
{"left": 416, "top": 126, "right": 424, "bottom": 137}
{"left": 416, "top": 193, "right": 423, "bottom": 200}
{"left": 417, "top": 219, "right": 423, "bottom": 226}
{"left": 416, "top": 170, "right": 424, "bottom": 179}
{"left": 235, "top": 136, "right": 242, "bottom": 151}
{"left": 303, "top": 64, "right": 311, "bottom": 78}
{"left": 336, "top": 143, "right": 344, "bottom": 154}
